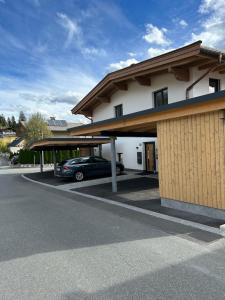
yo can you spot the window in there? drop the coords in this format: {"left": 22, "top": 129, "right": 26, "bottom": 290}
{"left": 92, "top": 157, "right": 108, "bottom": 163}
{"left": 209, "top": 78, "right": 220, "bottom": 93}
{"left": 114, "top": 104, "right": 123, "bottom": 118}
{"left": 154, "top": 88, "right": 168, "bottom": 108}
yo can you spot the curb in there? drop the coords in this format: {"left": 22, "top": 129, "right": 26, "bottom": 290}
{"left": 21, "top": 174, "right": 225, "bottom": 238}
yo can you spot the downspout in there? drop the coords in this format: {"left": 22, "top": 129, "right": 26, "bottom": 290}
{"left": 186, "top": 52, "right": 223, "bottom": 99}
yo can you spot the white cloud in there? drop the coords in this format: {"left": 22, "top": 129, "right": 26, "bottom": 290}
{"left": 108, "top": 58, "right": 138, "bottom": 71}
{"left": 143, "top": 24, "right": 171, "bottom": 46}
{"left": 82, "top": 47, "right": 106, "bottom": 57}
{"left": 56, "top": 12, "right": 106, "bottom": 59}
{"left": 147, "top": 47, "right": 174, "bottom": 58}
{"left": 57, "top": 12, "right": 81, "bottom": 48}
{"left": 0, "top": 64, "right": 97, "bottom": 122}
{"left": 128, "top": 52, "right": 137, "bottom": 57}
{"left": 190, "top": 0, "right": 225, "bottom": 49}
{"left": 179, "top": 19, "right": 188, "bottom": 28}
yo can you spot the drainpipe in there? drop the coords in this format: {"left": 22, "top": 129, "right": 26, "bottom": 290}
{"left": 186, "top": 52, "right": 223, "bottom": 99}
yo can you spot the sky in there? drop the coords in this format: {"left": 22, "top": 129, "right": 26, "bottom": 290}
{"left": 0, "top": 0, "right": 224, "bottom": 123}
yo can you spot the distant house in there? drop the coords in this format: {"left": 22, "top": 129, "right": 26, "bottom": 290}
{"left": 46, "top": 117, "right": 82, "bottom": 137}
{"left": 8, "top": 137, "right": 25, "bottom": 154}
{"left": 0, "top": 129, "right": 16, "bottom": 145}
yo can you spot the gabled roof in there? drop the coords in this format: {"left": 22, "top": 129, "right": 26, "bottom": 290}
{"left": 8, "top": 137, "right": 24, "bottom": 147}
{"left": 71, "top": 41, "right": 225, "bottom": 117}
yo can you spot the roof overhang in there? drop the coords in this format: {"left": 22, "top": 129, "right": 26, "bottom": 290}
{"left": 69, "top": 90, "right": 225, "bottom": 137}
{"left": 29, "top": 137, "right": 110, "bottom": 151}
{"left": 71, "top": 41, "right": 225, "bottom": 117}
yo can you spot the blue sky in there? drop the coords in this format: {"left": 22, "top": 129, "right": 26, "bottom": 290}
{"left": 0, "top": 0, "right": 224, "bottom": 122}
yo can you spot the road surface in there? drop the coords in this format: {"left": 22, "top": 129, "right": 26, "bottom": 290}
{"left": 0, "top": 169, "right": 225, "bottom": 300}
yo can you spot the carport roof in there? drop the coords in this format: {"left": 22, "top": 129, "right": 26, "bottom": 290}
{"left": 68, "top": 90, "right": 225, "bottom": 137}
{"left": 29, "top": 137, "right": 110, "bottom": 151}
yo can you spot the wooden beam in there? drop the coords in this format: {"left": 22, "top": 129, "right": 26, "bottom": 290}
{"left": 96, "top": 96, "right": 111, "bottom": 103}
{"left": 80, "top": 109, "right": 92, "bottom": 117}
{"left": 213, "top": 63, "right": 225, "bottom": 72}
{"left": 219, "top": 70, "right": 225, "bottom": 74}
{"left": 101, "top": 131, "right": 157, "bottom": 137}
{"left": 198, "top": 62, "right": 218, "bottom": 70}
{"left": 169, "top": 66, "right": 190, "bottom": 82}
{"left": 113, "top": 82, "right": 128, "bottom": 91}
{"left": 134, "top": 75, "right": 151, "bottom": 86}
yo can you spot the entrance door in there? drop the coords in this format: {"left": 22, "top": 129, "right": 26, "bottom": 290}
{"left": 145, "top": 142, "right": 155, "bottom": 173}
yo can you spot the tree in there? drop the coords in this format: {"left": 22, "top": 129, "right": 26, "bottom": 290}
{"left": 11, "top": 116, "right": 17, "bottom": 131}
{"left": 19, "top": 111, "right": 26, "bottom": 122}
{"left": 25, "top": 113, "right": 52, "bottom": 146}
{"left": 0, "top": 114, "right": 7, "bottom": 128}
{"left": 7, "top": 117, "right": 12, "bottom": 129}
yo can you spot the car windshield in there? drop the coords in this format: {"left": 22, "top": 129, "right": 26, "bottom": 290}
{"left": 68, "top": 157, "right": 89, "bottom": 165}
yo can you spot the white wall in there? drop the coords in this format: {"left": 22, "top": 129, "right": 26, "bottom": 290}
{"left": 92, "top": 67, "right": 225, "bottom": 171}
{"left": 94, "top": 137, "right": 157, "bottom": 171}
{"left": 192, "top": 67, "right": 225, "bottom": 97}
{"left": 93, "top": 68, "right": 225, "bottom": 122}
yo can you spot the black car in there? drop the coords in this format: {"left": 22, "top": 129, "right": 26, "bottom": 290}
{"left": 55, "top": 156, "right": 124, "bottom": 181}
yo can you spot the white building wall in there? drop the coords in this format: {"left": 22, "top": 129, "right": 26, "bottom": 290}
{"left": 92, "top": 67, "right": 225, "bottom": 171}
{"left": 94, "top": 137, "right": 157, "bottom": 171}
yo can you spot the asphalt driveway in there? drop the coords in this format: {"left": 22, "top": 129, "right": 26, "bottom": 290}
{"left": 0, "top": 169, "right": 225, "bottom": 299}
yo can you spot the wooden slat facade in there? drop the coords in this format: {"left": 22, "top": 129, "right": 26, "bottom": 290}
{"left": 157, "top": 110, "right": 225, "bottom": 209}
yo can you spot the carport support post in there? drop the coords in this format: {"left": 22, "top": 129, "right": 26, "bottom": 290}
{"left": 99, "top": 144, "right": 102, "bottom": 157}
{"left": 110, "top": 137, "right": 117, "bottom": 193}
{"left": 53, "top": 149, "right": 57, "bottom": 176}
{"left": 40, "top": 151, "right": 43, "bottom": 173}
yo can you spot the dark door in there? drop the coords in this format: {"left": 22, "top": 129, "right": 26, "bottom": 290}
{"left": 145, "top": 142, "right": 155, "bottom": 173}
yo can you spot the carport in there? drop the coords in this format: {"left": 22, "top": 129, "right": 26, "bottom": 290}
{"left": 68, "top": 91, "right": 225, "bottom": 217}
{"left": 29, "top": 137, "right": 110, "bottom": 175}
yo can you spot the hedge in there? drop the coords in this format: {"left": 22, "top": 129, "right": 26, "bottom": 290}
{"left": 18, "top": 149, "right": 80, "bottom": 164}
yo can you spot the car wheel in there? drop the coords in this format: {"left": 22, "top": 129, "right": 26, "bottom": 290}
{"left": 74, "top": 171, "right": 84, "bottom": 181}
{"left": 116, "top": 166, "right": 121, "bottom": 175}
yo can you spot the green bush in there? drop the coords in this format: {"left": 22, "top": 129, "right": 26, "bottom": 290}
{"left": 18, "top": 149, "right": 40, "bottom": 164}
{"left": 18, "top": 149, "right": 80, "bottom": 164}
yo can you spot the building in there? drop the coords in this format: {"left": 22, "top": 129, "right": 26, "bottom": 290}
{"left": 46, "top": 117, "right": 82, "bottom": 137}
{"left": 71, "top": 41, "right": 225, "bottom": 173}
{"left": 69, "top": 41, "right": 225, "bottom": 218}
{"left": 8, "top": 137, "right": 25, "bottom": 154}
{"left": 0, "top": 129, "right": 16, "bottom": 145}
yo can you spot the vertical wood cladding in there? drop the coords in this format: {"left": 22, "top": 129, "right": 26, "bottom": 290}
{"left": 157, "top": 110, "right": 225, "bottom": 209}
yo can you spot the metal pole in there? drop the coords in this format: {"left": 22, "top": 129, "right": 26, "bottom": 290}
{"left": 53, "top": 149, "right": 57, "bottom": 176}
{"left": 40, "top": 151, "right": 43, "bottom": 173}
{"left": 99, "top": 144, "right": 102, "bottom": 157}
{"left": 41, "top": 150, "right": 44, "bottom": 172}
{"left": 110, "top": 137, "right": 117, "bottom": 193}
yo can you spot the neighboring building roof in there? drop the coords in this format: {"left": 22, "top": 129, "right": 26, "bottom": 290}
{"left": 8, "top": 137, "right": 24, "bottom": 147}
{"left": 17, "top": 118, "right": 83, "bottom": 135}
{"left": 71, "top": 41, "right": 225, "bottom": 117}
{"left": 46, "top": 118, "right": 83, "bottom": 132}
{"left": 0, "top": 130, "right": 16, "bottom": 138}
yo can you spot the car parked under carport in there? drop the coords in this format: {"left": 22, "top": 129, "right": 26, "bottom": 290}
{"left": 55, "top": 156, "right": 124, "bottom": 181}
